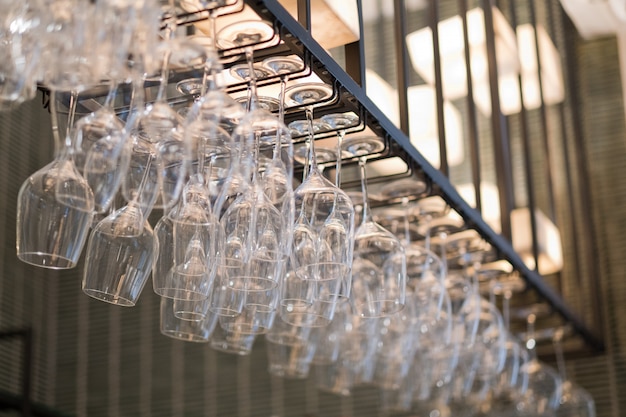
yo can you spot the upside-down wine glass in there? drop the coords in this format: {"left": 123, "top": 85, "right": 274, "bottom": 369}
{"left": 281, "top": 83, "right": 354, "bottom": 327}
{"left": 124, "top": 4, "right": 209, "bottom": 212}
{"left": 81, "top": 150, "right": 156, "bottom": 306}
{"left": 16, "top": 89, "right": 95, "bottom": 269}
{"left": 347, "top": 141, "right": 407, "bottom": 318}
{"left": 516, "top": 313, "right": 563, "bottom": 416}
{"left": 73, "top": 81, "right": 132, "bottom": 214}
{"left": 553, "top": 328, "right": 596, "bottom": 417}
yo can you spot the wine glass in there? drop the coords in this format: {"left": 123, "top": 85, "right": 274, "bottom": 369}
{"left": 81, "top": 201, "right": 156, "bottom": 306}
{"left": 160, "top": 295, "right": 219, "bottom": 343}
{"left": 73, "top": 81, "right": 131, "bottom": 214}
{"left": 516, "top": 314, "right": 563, "bottom": 416}
{"left": 553, "top": 328, "right": 596, "bottom": 417}
{"left": 265, "top": 317, "right": 316, "bottom": 379}
{"left": 16, "top": 90, "right": 94, "bottom": 269}
{"left": 0, "top": 1, "right": 42, "bottom": 111}
{"left": 348, "top": 148, "right": 406, "bottom": 318}
{"left": 216, "top": 106, "right": 291, "bottom": 317}
{"left": 163, "top": 178, "right": 219, "bottom": 302}
{"left": 281, "top": 87, "right": 354, "bottom": 327}
{"left": 82, "top": 146, "right": 157, "bottom": 306}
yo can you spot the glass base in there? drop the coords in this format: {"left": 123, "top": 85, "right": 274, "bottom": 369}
{"left": 17, "top": 252, "right": 77, "bottom": 270}
{"left": 82, "top": 288, "right": 136, "bottom": 307}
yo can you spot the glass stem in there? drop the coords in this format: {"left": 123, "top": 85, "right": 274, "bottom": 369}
{"left": 245, "top": 46, "right": 258, "bottom": 111}
{"left": 503, "top": 289, "right": 511, "bottom": 330}
{"left": 278, "top": 75, "right": 288, "bottom": 124}
{"left": 305, "top": 106, "right": 318, "bottom": 175}
{"left": 335, "top": 130, "right": 344, "bottom": 188}
{"left": 553, "top": 330, "right": 568, "bottom": 381}
{"left": 527, "top": 313, "right": 538, "bottom": 363}
{"left": 155, "top": 48, "right": 172, "bottom": 103}
{"left": 402, "top": 197, "right": 410, "bottom": 247}
{"left": 358, "top": 157, "right": 371, "bottom": 224}
{"left": 65, "top": 90, "right": 79, "bottom": 152}
{"left": 103, "top": 81, "right": 119, "bottom": 110}
{"left": 49, "top": 90, "right": 63, "bottom": 158}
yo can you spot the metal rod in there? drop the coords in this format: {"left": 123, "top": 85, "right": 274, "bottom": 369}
{"left": 22, "top": 328, "right": 32, "bottom": 417}
{"left": 482, "top": 0, "right": 514, "bottom": 240}
{"left": 528, "top": 0, "right": 557, "bottom": 222}
{"left": 459, "top": 0, "right": 482, "bottom": 214}
{"left": 344, "top": 0, "right": 365, "bottom": 87}
{"left": 509, "top": 0, "right": 541, "bottom": 273}
{"left": 240, "top": 0, "right": 605, "bottom": 353}
{"left": 429, "top": 0, "right": 449, "bottom": 176}
{"left": 296, "top": 0, "right": 311, "bottom": 32}
{"left": 0, "top": 329, "right": 33, "bottom": 417}
{"left": 393, "top": 0, "right": 411, "bottom": 135}
{"left": 546, "top": 0, "right": 582, "bottom": 290}
{"left": 560, "top": 0, "right": 606, "bottom": 345}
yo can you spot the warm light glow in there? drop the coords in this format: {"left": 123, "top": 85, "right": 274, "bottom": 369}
{"left": 278, "top": 0, "right": 360, "bottom": 49}
{"left": 365, "top": 70, "right": 464, "bottom": 169}
{"left": 406, "top": 7, "right": 519, "bottom": 101}
{"left": 559, "top": 0, "right": 620, "bottom": 39}
{"left": 407, "top": 85, "right": 464, "bottom": 169}
{"left": 474, "top": 24, "right": 565, "bottom": 115}
{"left": 456, "top": 182, "right": 501, "bottom": 233}
{"left": 365, "top": 69, "right": 400, "bottom": 124}
{"left": 406, "top": 8, "right": 564, "bottom": 116}
{"left": 511, "top": 208, "right": 564, "bottom": 275}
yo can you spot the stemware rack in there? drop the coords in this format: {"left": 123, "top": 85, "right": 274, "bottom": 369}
{"left": 52, "top": 0, "right": 604, "bottom": 355}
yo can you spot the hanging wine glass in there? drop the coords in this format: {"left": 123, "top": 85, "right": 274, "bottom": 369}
{"left": 280, "top": 84, "right": 354, "bottom": 327}
{"left": 348, "top": 147, "right": 406, "bottom": 318}
{"left": 81, "top": 152, "right": 157, "bottom": 306}
{"left": 263, "top": 55, "right": 306, "bottom": 131}
{"left": 73, "top": 81, "right": 131, "bottom": 214}
{"left": 160, "top": 295, "right": 219, "bottom": 343}
{"left": 163, "top": 178, "right": 219, "bottom": 302}
{"left": 0, "top": 1, "right": 43, "bottom": 111}
{"left": 124, "top": 8, "right": 209, "bottom": 212}
{"left": 516, "top": 313, "right": 563, "bottom": 416}
{"left": 553, "top": 328, "right": 596, "bottom": 417}
{"left": 81, "top": 201, "right": 156, "bottom": 306}
{"left": 265, "top": 315, "right": 316, "bottom": 379}
{"left": 215, "top": 102, "right": 292, "bottom": 319}
{"left": 216, "top": 19, "right": 277, "bottom": 59}
{"left": 16, "top": 90, "right": 94, "bottom": 269}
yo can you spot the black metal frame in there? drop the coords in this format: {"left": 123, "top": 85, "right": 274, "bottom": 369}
{"left": 246, "top": 0, "right": 604, "bottom": 352}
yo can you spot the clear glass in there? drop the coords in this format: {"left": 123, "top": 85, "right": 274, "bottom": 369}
{"left": 82, "top": 204, "right": 155, "bottom": 306}
{"left": 350, "top": 156, "right": 406, "bottom": 317}
{"left": 16, "top": 159, "right": 94, "bottom": 269}
{"left": 160, "top": 296, "right": 218, "bottom": 343}
{"left": 265, "top": 318, "right": 315, "bottom": 379}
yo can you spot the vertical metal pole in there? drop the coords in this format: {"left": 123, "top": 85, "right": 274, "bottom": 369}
{"left": 546, "top": 0, "right": 582, "bottom": 289}
{"left": 21, "top": 329, "right": 32, "bottom": 417}
{"left": 393, "top": 0, "right": 411, "bottom": 135}
{"left": 509, "top": 0, "right": 540, "bottom": 272}
{"left": 560, "top": 0, "right": 606, "bottom": 343}
{"left": 482, "top": 0, "right": 514, "bottom": 240}
{"left": 345, "top": 0, "right": 365, "bottom": 87}
{"left": 528, "top": 0, "right": 557, "bottom": 222}
{"left": 296, "top": 0, "right": 311, "bottom": 31}
{"left": 459, "top": 0, "right": 482, "bottom": 214}
{"left": 429, "top": 0, "right": 449, "bottom": 176}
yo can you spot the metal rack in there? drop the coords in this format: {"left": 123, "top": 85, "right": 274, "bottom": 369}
{"left": 60, "top": 0, "right": 604, "bottom": 353}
